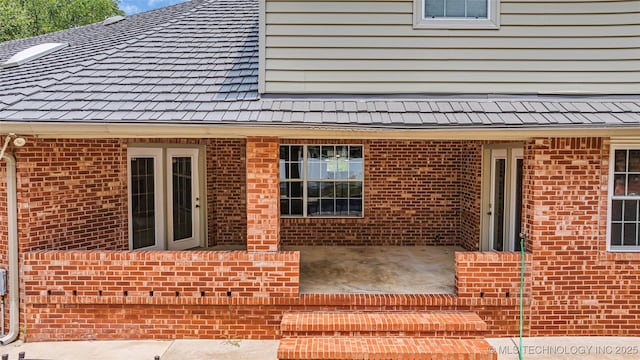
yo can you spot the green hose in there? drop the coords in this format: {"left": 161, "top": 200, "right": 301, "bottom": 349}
{"left": 519, "top": 235, "right": 525, "bottom": 360}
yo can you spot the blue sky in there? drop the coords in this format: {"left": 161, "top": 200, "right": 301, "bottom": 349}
{"left": 119, "top": 0, "right": 189, "bottom": 15}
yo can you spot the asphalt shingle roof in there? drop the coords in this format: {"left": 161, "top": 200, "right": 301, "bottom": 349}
{"left": 0, "top": 0, "right": 638, "bottom": 129}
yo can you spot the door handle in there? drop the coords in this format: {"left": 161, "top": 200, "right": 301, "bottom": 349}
{"left": 487, "top": 212, "right": 492, "bottom": 215}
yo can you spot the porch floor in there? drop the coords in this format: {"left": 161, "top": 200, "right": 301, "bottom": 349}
{"left": 285, "top": 246, "right": 461, "bottom": 294}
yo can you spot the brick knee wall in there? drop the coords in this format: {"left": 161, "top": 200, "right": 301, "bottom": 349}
{"left": 21, "top": 248, "right": 530, "bottom": 341}
{"left": 456, "top": 252, "right": 531, "bottom": 299}
{"left": 22, "top": 250, "right": 299, "bottom": 299}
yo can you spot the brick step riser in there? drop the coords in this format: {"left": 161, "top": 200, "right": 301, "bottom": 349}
{"left": 277, "top": 337, "right": 497, "bottom": 360}
{"left": 281, "top": 330, "right": 485, "bottom": 339}
{"left": 279, "top": 354, "right": 495, "bottom": 360}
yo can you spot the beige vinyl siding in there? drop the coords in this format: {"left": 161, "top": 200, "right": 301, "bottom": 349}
{"left": 263, "top": 0, "right": 640, "bottom": 94}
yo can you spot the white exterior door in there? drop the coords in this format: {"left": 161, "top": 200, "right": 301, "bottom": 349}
{"left": 166, "top": 148, "right": 200, "bottom": 250}
{"left": 128, "top": 147, "right": 201, "bottom": 250}
{"left": 482, "top": 146, "right": 523, "bottom": 252}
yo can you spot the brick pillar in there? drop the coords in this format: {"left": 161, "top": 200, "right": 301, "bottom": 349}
{"left": 523, "top": 137, "right": 607, "bottom": 336}
{"left": 246, "top": 136, "right": 280, "bottom": 252}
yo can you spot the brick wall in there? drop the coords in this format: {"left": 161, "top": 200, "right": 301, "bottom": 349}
{"left": 23, "top": 292, "right": 519, "bottom": 341}
{"left": 10, "top": 138, "right": 246, "bottom": 250}
{"left": 455, "top": 251, "right": 531, "bottom": 299}
{"left": 15, "top": 138, "right": 128, "bottom": 251}
{"left": 206, "top": 139, "right": 246, "bottom": 247}
{"left": 456, "top": 251, "right": 532, "bottom": 335}
{"left": 22, "top": 250, "right": 299, "bottom": 299}
{"left": 8, "top": 137, "right": 484, "bottom": 250}
{"left": 21, "top": 249, "right": 298, "bottom": 341}
{"left": 281, "top": 140, "right": 482, "bottom": 247}
{"left": 525, "top": 137, "right": 640, "bottom": 336}
{"left": 460, "top": 143, "right": 483, "bottom": 250}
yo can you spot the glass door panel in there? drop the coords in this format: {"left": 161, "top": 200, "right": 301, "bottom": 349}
{"left": 491, "top": 156, "right": 506, "bottom": 251}
{"left": 128, "top": 148, "right": 164, "bottom": 250}
{"left": 172, "top": 156, "right": 193, "bottom": 240}
{"left": 512, "top": 157, "right": 524, "bottom": 251}
{"left": 167, "top": 148, "right": 200, "bottom": 250}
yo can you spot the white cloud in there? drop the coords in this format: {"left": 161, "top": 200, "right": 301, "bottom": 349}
{"left": 147, "top": 0, "right": 187, "bottom": 7}
{"left": 120, "top": 3, "right": 141, "bottom": 15}
{"left": 119, "top": 0, "right": 189, "bottom": 15}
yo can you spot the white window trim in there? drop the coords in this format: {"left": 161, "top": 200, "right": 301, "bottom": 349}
{"left": 607, "top": 144, "right": 640, "bottom": 252}
{"left": 280, "top": 144, "right": 364, "bottom": 219}
{"left": 413, "top": 0, "right": 500, "bottom": 29}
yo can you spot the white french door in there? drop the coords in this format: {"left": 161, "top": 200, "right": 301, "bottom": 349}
{"left": 128, "top": 147, "right": 201, "bottom": 250}
{"left": 166, "top": 148, "right": 200, "bottom": 250}
{"left": 482, "top": 146, "right": 523, "bottom": 252}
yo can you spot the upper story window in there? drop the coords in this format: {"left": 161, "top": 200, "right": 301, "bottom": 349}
{"left": 608, "top": 146, "right": 640, "bottom": 252}
{"left": 413, "top": 0, "right": 500, "bottom": 29}
{"left": 280, "top": 145, "right": 363, "bottom": 218}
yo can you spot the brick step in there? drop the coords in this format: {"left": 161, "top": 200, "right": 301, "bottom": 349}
{"left": 277, "top": 337, "right": 497, "bottom": 360}
{"left": 280, "top": 311, "right": 487, "bottom": 338}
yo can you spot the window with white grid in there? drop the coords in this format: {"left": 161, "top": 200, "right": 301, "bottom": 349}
{"left": 280, "top": 145, "right": 363, "bottom": 217}
{"left": 413, "top": 0, "right": 499, "bottom": 29}
{"left": 609, "top": 146, "right": 640, "bottom": 251}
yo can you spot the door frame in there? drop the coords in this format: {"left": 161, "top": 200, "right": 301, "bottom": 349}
{"left": 480, "top": 143, "right": 524, "bottom": 252}
{"left": 127, "top": 144, "right": 207, "bottom": 250}
{"left": 166, "top": 148, "right": 201, "bottom": 250}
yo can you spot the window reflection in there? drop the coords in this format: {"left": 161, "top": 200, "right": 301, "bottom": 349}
{"left": 280, "top": 144, "right": 364, "bottom": 217}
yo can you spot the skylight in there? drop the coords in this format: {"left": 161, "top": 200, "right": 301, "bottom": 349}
{"left": 103, "top": 15, "right": 126, "bottom": 26}
{"left": 1, "top": 43, "right": 69, "bottom": 68}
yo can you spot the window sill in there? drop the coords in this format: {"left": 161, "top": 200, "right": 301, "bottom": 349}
{"left": 413, "top": 18, "right": 500, "bottom": 30}
{"left": 600, "top": 250, "right": 640, "bottom": 263}
{"left": 281, "top": 216, "right": 364, "bottom": 220}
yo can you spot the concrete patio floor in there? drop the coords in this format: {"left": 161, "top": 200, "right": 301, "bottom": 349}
{"left": 286, "top": 246, "right": 461, "bottom": 294}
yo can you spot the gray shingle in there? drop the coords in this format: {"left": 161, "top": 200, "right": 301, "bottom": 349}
{"left": 496, "top": 102, "right": 516, "bottom": 112}
{"left": 309, "top": 102, "right": 324, "bottom": 111}
{"left": 480, "top": 102, "right": 501, "bottom": 113}
{"left": 387, "top": 102, "right": 405, "bottom": 113}
{"left": 402, "top": 113, "right": 421, "bottom": 124}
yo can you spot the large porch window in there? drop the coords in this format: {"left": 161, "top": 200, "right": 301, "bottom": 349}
{"left": 280, "top": 144, "right": 363, "bottom": 217}
{"left": 609, "top": 146, "right": 640, "bottom": 251}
